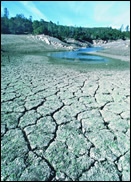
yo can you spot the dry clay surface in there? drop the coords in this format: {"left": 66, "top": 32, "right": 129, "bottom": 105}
{"left": 1, "top": 53, "right": 130, "bottom": 181}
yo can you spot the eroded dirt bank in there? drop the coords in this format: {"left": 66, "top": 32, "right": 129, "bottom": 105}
{"left": 88, "top": 39, "right": 130, "bottom": 62}
{"left": 1, "top": 34, "right": 130, "bottom": 181}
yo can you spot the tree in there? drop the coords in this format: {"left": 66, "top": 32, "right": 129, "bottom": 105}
{"left": 120, "top": 24, "right": 124, "bottom": 32}
{"left": 32, "top": 20, "right": 40, "bottom": 34}
{"left": 4, "top": 8, "right": 9, "bottom": 18}
{"left": 14, "top": 14, "right": 26, "bottom": 34}
{"left": 1, "top": 8, "right": 10, "bottom": 33}
{"left": 125, "top": 25, "right": 129, "bottom": 32}
{"left": 29, "top": 16, "right": 32, "bottom": 22}
{"left": 1, "top": 8, "right": 129, "bottom": 41}
{"left": 24, "top": 19, "right": 33, "bottom": 34}
{"left": 33, "top": 26, "right": 44, "bottom": 34}
{"left": 8, "top": 17, "right": 16, "bottom": 34}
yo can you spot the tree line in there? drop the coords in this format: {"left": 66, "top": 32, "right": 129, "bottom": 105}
{"left": 1, "top": 8, "right": 130, "bottom": 43}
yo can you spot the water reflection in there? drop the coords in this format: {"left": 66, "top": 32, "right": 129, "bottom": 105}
{"left": 48, "top": 47, "right": 109, "bottom": 63}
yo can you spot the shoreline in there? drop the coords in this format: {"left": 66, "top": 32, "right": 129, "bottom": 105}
{"left": 85, "top": 51, "right": 130, "bottom": 62}
{"left": 89, "top": 39, "right": 130, "bottom": 62}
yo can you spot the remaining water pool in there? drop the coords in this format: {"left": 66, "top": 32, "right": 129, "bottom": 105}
{"left": 47, "top": 47, "right": 109, "bottom": 63}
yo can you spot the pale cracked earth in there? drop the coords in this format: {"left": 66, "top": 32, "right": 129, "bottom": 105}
{"left": 1, "top": 54, "right": 130, "bottom": 181}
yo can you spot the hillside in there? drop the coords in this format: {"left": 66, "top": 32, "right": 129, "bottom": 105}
{"left": 1, "top": 34, "right": 93, "bottom": 54}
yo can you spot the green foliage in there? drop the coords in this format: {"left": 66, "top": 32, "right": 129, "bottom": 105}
{"left": 1, "top": 7, "right": 130, "bottom": 42}
{"left": 1, "top": 12, "right": 33, "bottom": 34}
{"left": 123, "top": 31, "right": 130, "bottom": 39}
{"left": 4, "top": 8, "right": 9, "bottom": 19}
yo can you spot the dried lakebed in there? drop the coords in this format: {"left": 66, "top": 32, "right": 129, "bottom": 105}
{"left": 1, "top": 53, "right": 130, "bottom": 181}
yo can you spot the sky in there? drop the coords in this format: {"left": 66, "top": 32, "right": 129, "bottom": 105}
{"left": 1, "top": 1, "right": 130, "bottom": 29}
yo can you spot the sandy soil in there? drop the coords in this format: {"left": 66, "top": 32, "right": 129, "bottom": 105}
{"left": 1, "top": 34, "right": 130, "bottom": 181}
{"left": 88, "top": 39, "right": 130, "bottom": 62}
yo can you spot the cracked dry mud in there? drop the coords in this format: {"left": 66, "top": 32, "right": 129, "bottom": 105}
{"left": 1, "top": 54, "right": 130, "bottom": 181}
